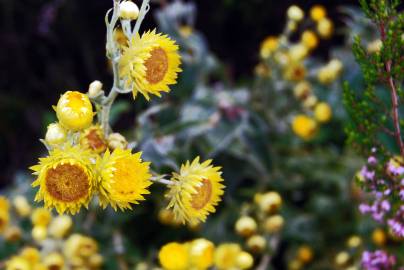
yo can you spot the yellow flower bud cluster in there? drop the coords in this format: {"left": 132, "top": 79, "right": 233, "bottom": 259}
{"left": 158, "top": 239, "right": 254, "bottom": 270}
{"left": 288, "top": 245, "right": 314, "bottom": 270}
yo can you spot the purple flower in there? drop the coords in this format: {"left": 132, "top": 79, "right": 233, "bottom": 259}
{"left": 368, "top": 156, "right": 377, "bottom": 165}
{"left": 387, "top": 206, "right": 404, "bottom": 238}
{"left": 361, "top": 250, "right": 396, "bottom": 270}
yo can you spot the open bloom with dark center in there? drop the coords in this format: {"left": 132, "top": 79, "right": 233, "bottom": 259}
{"left": 166, "top": 157, "right": 224, "bottom": 224}
{"left": 30, "top": 145, "right": 96, "bottom": 214}
{"left": 119, "top": 29, "right": 181, "bottom": 100}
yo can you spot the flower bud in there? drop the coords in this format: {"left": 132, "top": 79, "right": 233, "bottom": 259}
{"left": 236, "top": 251, "right": 254, "bottom": 269}
{"left": 247, "top": 235, "right": 266, "bottom": 253}
{"left": 346, "top": 235, "right": 362, "bottom": 248}
{"left": 303, "top": 95, "right": 318, "bottom": 109}
{"left": 367, "top": 39, "right": 382, "bottom": 54}
{"left": 372, "top": 228, "right": 387, "bottom": 246}
{"left": 45, "top": 123, "right": 67, "bottom": 147}
{"left": 107, "top": 132, "right": 128, "bottom": 150}
{"left": 32, "top": 226, "right": 47, "bottom": 242}
{"left": 264, "top": 215, "right": 284, "bottom": 233}
{"left": 335, "top": 251, "right": 350, "bottom": 266}
{"left": 49, "top": 215, "right": 73, "bottom": 238}
{"left": 119, "top": 1, "right": 140, "bottom": 20}
{"left": 235, "top": 216, "right": 257, "bottom": 237}
{"left": 314, "top": 102, "right": 332, "bottom": 123}
{"left": 56, "top": 91, "right": 94, "bottom": 131}
{"left": 13, "top": 195, "right": 31, "bottom": 217}
{"left": 317, "top": 18, "right": 333, "bottom": 38}
{"left": 88, "top": 80, "right": 103, "bottom": 98}
{"left": 297, "top": 245, "right": 313, "bottom": 264}
{"left": 258, "top": 192, "right": 282, "bottom": 214}
{"left": 310, "top": 5, "right": 326, "bottom": 22}
{"left": 301, "top": 31, "right": 318, "bottom": 50}
{"left": 287, "top": 5, "right": 304, "bottom": 21}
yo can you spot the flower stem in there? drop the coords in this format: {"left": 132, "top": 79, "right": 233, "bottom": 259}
{"left": 133, "top": 0, "right": 151, "bottom": 36}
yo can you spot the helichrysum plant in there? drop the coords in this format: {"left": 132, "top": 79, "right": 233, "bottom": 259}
{"left": 343, "top": 0, "right": 403, "bottom": 268}
{"left": 29, "top": 0, "right": 225, "bottom": 226}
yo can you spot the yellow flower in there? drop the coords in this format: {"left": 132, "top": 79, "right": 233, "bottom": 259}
{"left": 119, "top": 30, "right": 181, "bottom": 100}
{"left": 13, "top": 196, "right": 31, "bottom": 217}
{"left": 236, "top": 252, "right": 254, "bottom": 270}
{"left": 0, "top": 196, "right": 10, "bottom": 233}
{"left": 97, "top": 149, "right": 152, "bottom": 210}
{"left": 260, "top": 36, "right": 279, "bottom": 59}
{"left": 372, "top": 228, "right": 387, "bottom": 246}
{"left": 367, "top": 39, "right": 383, "bottom": 53}
{"left": 55, "top": 91, "right": 94, "bottom": 131}
{"left": 335, "top": 251, "right": 350, "bottom": 266}
{"left": 297, "top": 245, "right": 314, "bottom": 264}
{"left": 246, "top": 235, "right": 266, "bottom": 253}
{"left": 293, "top": 81, "right": 312, "bottom": 100}
{"left": 43, "top": 252, "right": 64, "bottom": 270}
{"left": 166, "top": 157, "right": 225, "bottom": 224}
{"left": 214, "top": 243, "right": 241, "bottom": 270}
{"left": 288, "top": 44, "right": 309, "bottom": 62}
{"left": 301, "top": 31, "right": 318, "bottom": 50}
{"left": 235, "top": 216, "right": 257, "bottom": 237}
{"left": 31, "top": 208, "right": 52, "bottom": 227}
{"left": 21, "top": 247, "right": 41, "bottom": 265}
{"left": 310, "top": 5, "right": 326, "bottom": 22}
{"left": 346, "top": 235, "right": 362, "bottom": 248}
{"left": 64, "top": 234, "right": 98, "bottom": 259}
{"left": 48, "top": 215, "right": 73, "bottom": 238}
{"left": 287, "top": 5, "right": 304, "bottom": 21}
{"left": 264, "top": 215, "right": 284, "bottom": 233}
{"left": 159, "top": 242, "right": 190, "bottom": 270}
{"left": 292, "top": 115, "right": 318, "bottom": 140}
{"left": 257, "top": 191, "right": 282, "bottom": 214}
{"left": 303, "top": 95, "right": 318, "bottom": 110}
{"left": 30, "top": 145, "right": 96, "bottom": 214}
{"left": 317, "top": 18, "right": 333, "bottom": 38}
{"left": 189, "top": 238, "right": 215, "bottom": 269}
{"left": 4, "top": 226, "right": 22, "bottom": 242}
{"left": 6, "top": 256, "right": 31, "bottom": 270}
{"left": 80, "top": 125, "right": 108, "bottom": 154}
{"left": 32, "top": 226, "right": 47, "bottom": 242}
{"left": 284, "top": 63, "right": 306, "bottom": 81}
{"left": 314, "top": 102, "right": 332, "bottom": 123}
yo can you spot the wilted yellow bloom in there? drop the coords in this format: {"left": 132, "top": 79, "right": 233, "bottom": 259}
{"left": 159, "top": 242, "right": 190, "bottom": 270}
{"left": 166, "top": 157, "right": 225, "bottom": 224}
{"left": 97, "top": 149, "right": 152, "bottom": 210}
{"left": 264, "top": 215, "right": 284, "bottom": 233}
{"left": 55, "top": 91, "right": 94, "bottom": 131}
{"left": 30, "top": 145, "right": 96, "bottom": 214}
{"left": 189, "top": 238, "right": 215, "bottom": 269}
{"left": 48, "top": 215, "right": 73, "bottom": 238}
{"left": 297, "top": 245, "right": 314, "bottom": 264}
{"left": 80, "top": 125, "right": 108, "bottom": 154}
{"left": 247, "top": 235, "right": 266, "bottom": 253}
{"left": 293, "top": 81, "right": 312, "bottom": 100}
{"left": 6, "top": 256, "right": 31, "bottom": 270}
{"left": 120, "top": 30, "right": 181, "bottom": 100}
{"left": 310, "top": 5, "right": 326, "bottom": 22}
{"left": 317, "top": 18, "right": 333, "bottom": 38}
{"left": 45, "top": 123, "right": 67, "bottom": 147}
{"left": 287, "top": 5, "right": 304, "bottom": 21}
{"left": 314, "top": 102, "right": 332, "bottom": 123}
{"left": 260, "top": 36, "right": 279, "bottom": 59}
{"left": 31, "top": 208, "right": 52, "bottom": 227}
{"left": 301, "top": 31, "right": 318, "bottom": 50}
{"left": 292, "top": 115, "right": 318, "bottom": 140}
{"left": 236, "top": 251, "right": 254, "bottom": 269}
{"left": 372, "top": 228, "right": 387, "bottom": 246}
{"left": 257, "top": 191, "right": 282, "bottom": 214}
{"left": 214, "top": 243, "right": 241, "bottom": 270}
{"left": 235, "top": 216, "right": 257, "bottom": 237}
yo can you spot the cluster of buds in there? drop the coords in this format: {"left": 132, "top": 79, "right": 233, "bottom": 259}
{"left": 0, "top": 195, "right": 103, "bottom": 270}
{"left": 153, "top": 238, "right": 254, "bottom": 270}
{"left": 288, "top": 245, "right": 314, "bottom": 270}
{"left": 234, "top": 191, "right": 284, "bottom": 262}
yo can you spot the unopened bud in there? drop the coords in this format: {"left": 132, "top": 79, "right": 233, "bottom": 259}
{"left": 88, "top": 80, "right": 103, "bottom": 98}
{"left": 108, "top": 133, "right": 128, "bottom": 150}
{"left": 119, "top": 1, "right": 140, "bottom": 20}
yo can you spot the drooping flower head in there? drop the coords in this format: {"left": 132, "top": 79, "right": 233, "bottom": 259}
{"left": 55, "top": 91, "right": 94, "bottom": 131}
{"left": 30, "top": 144, "right": 96, "bottom": 214}
{"left": 166, "top": 157, "right": 225, "bottom": 224}
{"left": 96, "top": 149, "right": 152, "bottom": 210}
{"left": 119, "top": 30, "right": 182, "bottom": 100}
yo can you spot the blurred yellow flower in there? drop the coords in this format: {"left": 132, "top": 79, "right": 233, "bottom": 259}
{"left": 30, "top": 145, "right": 96, "bottom": 214}
{"left": 260, "top": 36, "right": 279, "bottom": 59}
{"left": 287, "top": 5, "right": 304, "bottom": 21}
{"left": 293, "top": 81, "right": 312, "bottom": 100}
{"left": 31, "top": 208, "right": 51, "bottom": 227}
{"left": 246, "top": 235, "right": 266, "bottom": 253}
{"left": 264, "top": 215, "right": 285, "bottom": 233}
{"left": 297, "top": 245, "right": 314, "bottom": 264}
{"left": 372, "top": 228, "right": 387, "bottom": 246}
{"left": 301, "top": 31, "right": 318, "bottom": 50}
{"left": 317, "top": 18, "right": 333, "bottom": 38}
{"left": 236, "top": 251, "right": 254, "bottom": 269}
{"left": 64, "top": 234, "right": 98, "bottom": 259}
{"left": 257, "top": 191, "right": 282, "bottom": 214}
{"left": 314, "top": 102, "right": 332, "bottom": 123}
{"left": 97, "top": 149, "right": 152, "bottom": 210}
{"left": 0, "top": 196, "right": 10, "bottom": 233}
{"left": 6, "top": 256, "right": 31, "bottom": 270}
{"left": 235, "top": 216, "right": 257, "bottom": 237}
{"left": 166, "top": 157, "right": 225, "bottom": 224}
{"left": 32, "top": 226, "right": 47, "bottom": 242}
{"left": 159, "top": 242, "right": 190, "bottom": 270}
{"left": 48, "top": 215, "right": 73, "bottom": 238}
{"left": 292, "top": 115, "right": 318, "bottom": 140}
{"left": 310, "top": 5, "right": 326, "bottom": 22}
{"left": 80, "top": 125, "right": 108, "bottom": 154}
{"left": 367, "top": 39, "right": 382, "bottom": 53}
{"left": 21, "top": 247, "right": 41, "bottom": 265}
{"left": 13, "top": 196, "right": 31, "bottom": 217}
{"left": 43, "top": 252, "right": 65, "bottom": 270}
{"left": 55, "top": 91, "right": 94, "bottom": 131}
{"left": 189, "top": 238, "right": 215, "bottom": 269}
{"left": 214, "top": 243, "right": 241, "bottom": 270}
{"left": 289, "top": 44, "right": 309, "bottom": 62}
{"left": 119, "top": 30, "right": 181, "bottom": 100}
{"left": 284, "top": 63, "right": 306, "bottom": 81}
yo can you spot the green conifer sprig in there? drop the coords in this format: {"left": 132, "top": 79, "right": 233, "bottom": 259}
{"left": 343, "top": 0, "right": 403, "bottom": 159}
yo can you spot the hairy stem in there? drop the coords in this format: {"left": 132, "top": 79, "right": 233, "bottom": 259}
{"left": 379, "top": 22, "right": 404, "bottom": 158}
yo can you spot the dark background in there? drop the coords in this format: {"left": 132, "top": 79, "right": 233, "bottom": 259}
{"left": 0, "top": 0, "right": 358, "bottom": 187}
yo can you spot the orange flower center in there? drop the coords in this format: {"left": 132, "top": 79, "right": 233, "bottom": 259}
{"left": 191, "top": 179, "right": 212, "bottom": 210}
{"left": 145, "top": 47, "right": 168, "bottom": 84}
{"left": 45, "top": 163, "right": 90, "bottom": 202}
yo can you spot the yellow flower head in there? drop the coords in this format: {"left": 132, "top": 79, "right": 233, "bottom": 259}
{"left": 43, "top": 252, "right": 65, "bottom": 270}
{"left": 189, "top": 238, "right": 215, "bottom": 269}
{"left": 21, "top": 247, "right": 41, "bottom": 265}
{"left": 284, "top": 63, "right": 306, "bottom": 81}
{"left": 237, "top": 251, "right": 254, "bottom": 270}
{"left": 64, "top": 234, "right": 98, "bottom": 259}
{"left": 317, "top": 18, "right": 333, "bottom": 39}
{"left": 297, "top": 245, "right": 314, "bottom": 264}
{"left": 5, "top": 256, "right": 31, "bottom": 270}
{"left": 166, "top": 157, "right": 225, "bottom": 224}
{"left": 292, "top": 115, "right": 318, "bottom": 140}
{"left": 0, "top": 196, "right": 10, "bottom": 233}
{"left": 301, "top": 30, "right": 318, "bottom": 50}
{"left": 55, "top": 91, "right": 94, "bottom": 131}
{"left": 310, "top": 5, "right": 326, "bottom": 22}
{"left": 214, "top": 243, "right": 241, "bottom": 270}
{"left": 260, "top": 36, "right": 279, "bottom": 59}
{"left": 314, "top": 102, "right": 332, "bottom": 123}
{"left": 13, "top": 196, "right": 31, "bottom": 217}
{"left": 119, "top": 30, "right": 182, "bottom": 100}
{"left": 31, "top": 208, "right": 52, "bottom": 227}
{"left": 159, "top": 242, "right": 190, "bottom": 270}
{"left": 97, "top": 149, "right": 152, "bottom": 210}
{"left": 30, "top": 145, "right": 96, "bottom": 214}
{"left": 80, "top": 125, "right": 108, "bottom": 154}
